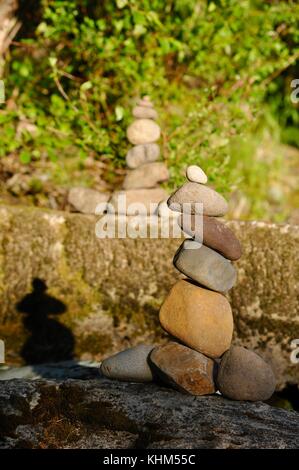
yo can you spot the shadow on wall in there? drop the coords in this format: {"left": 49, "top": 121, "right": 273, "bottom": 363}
{"left": 17, "top": 278, "right": 75, "bottom": 364}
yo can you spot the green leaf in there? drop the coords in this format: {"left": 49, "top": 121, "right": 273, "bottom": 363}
{"left": 133, "top": 24, "right": 147, "bottom": 36}
{"left": 81, "top": 81, "right": 93, "bottom": 91}
{"left": 116, "top": 0, "right": 128, "bottom": 9}
{"left": 20, "top": 150, "right": 31, "bottom": 164}
{"left": 49, "top": 57, "right": 57, "bottom": 68}
{"left": 115, "top": 105, "right": 124, "bottom": 122}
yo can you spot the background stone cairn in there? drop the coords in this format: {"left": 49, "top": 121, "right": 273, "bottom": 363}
{"left": 101, "top": 163, "right": 277, "bottom": 402}
{"left": 67, "top": 96, "right": 169, "bottom": 216}
{"left": 109, "top": 96, "right": 169, "bottom": 215}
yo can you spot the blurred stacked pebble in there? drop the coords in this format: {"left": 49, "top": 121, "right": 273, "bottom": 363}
{"left": 109, "top": 96, "right": 168, "bottom": 215}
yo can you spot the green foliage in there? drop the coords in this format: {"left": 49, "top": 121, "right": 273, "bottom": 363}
{"left": 1, "top": 0, "right": 299, "bottom": 218}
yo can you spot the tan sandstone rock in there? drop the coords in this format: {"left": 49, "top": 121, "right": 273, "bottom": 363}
{"left": 159, "top": 279, "right": 233, "bottom": 358}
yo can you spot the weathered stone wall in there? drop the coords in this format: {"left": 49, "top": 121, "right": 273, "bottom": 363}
{"left": 0, "top": 204, "right": 298, "bottom": 389}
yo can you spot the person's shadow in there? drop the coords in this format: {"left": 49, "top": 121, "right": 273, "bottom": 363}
{"left": 17, "top": 278, "right": 75, "bottom": 364}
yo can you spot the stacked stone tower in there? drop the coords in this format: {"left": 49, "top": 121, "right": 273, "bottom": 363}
{"left": 149, "top": 168, "right": 276, "bottom": 400}
{"left": 109, "top": 96, "right": 169, "bottom": 215}
{"left": 101, "top": 124, "right": 276, "bottom": 401}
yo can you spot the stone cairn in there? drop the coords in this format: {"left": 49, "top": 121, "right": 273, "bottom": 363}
{"left": 101, "top": 160, "right": 277, "bottom": 402}
{"left": 109, "top": 96, "right": 169, "bottom": 215}
{"left": 67, "top": 96, "right": 169, "bottom": 215}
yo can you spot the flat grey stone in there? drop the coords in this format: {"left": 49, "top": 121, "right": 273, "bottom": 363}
{"left": 100, "top": 344, "right": 154, "bottom": 382}
{"left": 68, "top": 187, "right": 110, "bottom": 214}
{"left": 174, "top": 240, "right": 237, "bottom": 292}
{"left": 168, "top": 182, "right": 228, "bottom": 216}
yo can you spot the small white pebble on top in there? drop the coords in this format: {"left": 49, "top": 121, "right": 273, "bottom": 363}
{"left": 186, "top": 165, "right": 208, "bottom": 184}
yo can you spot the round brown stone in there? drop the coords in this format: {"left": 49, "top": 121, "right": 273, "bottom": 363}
{"left": 179, "top": 215, "right": 242, "bottom": 261}
{"left": 150, "top": 341, "right": 217, "bottom": 395}
{"left": 159, "top": 279, "right": 233, "bottom": 358}
{"left": 217, "top": 346, "right": 277, "bottom": 401}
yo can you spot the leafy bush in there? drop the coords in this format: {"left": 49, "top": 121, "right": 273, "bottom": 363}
{"left": 1, "top": 0, "right": 298, "bottom": 219}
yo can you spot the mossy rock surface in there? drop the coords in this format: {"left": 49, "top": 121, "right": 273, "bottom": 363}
{"left": 1, "top": 373, "right": 299, "bottom": 449}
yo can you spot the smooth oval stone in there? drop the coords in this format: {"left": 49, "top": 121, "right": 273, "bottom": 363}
{"left": 108, "top": 188, "right": 168, "bottom": 215}
{"left": 133, "top": 106, "right": 158, "bottom": 120}
{"left": 68, "top": 187, "right": 110, "bottom": 214}
{"left": 174, "top": 240, "right": 237, "bottom": 292}
{"left": 186, "top": 165, "right": 208, "bottom": 184}
{"left": 100, "top": 344, "right": 154, "bottom": 382}
{"left": 126, "top": 144, "right": 160, "bottom": 169}
{"left": 167, "top": 182, "right": 228, "bottom": 216}
{"left": 123, "top": 162, "right": 169, "bottom": 190}
{"left": 127, "top": 119, "right": 161, "bottom": 145}
{"left": 217, "top": 346, "right": 276, "bottom": 401}
{"left": 179, "top": 215, "right": 242, "bottom": 261}
{"left": 150, "top": 342, "right": 217, "bottom": 396}
{"left": 159, "top": 279, "right": 233, "bottom": 358}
